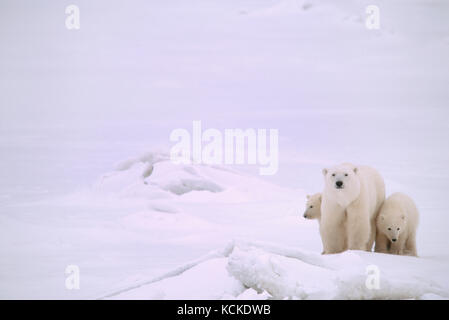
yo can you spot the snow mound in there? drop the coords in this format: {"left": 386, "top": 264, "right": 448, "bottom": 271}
{"left": 91, "top": 152, "right": 299, "bottom": 203}
{"left": 103, "top": 241, "right": 449, "bottom": 300}
{"left": 108, "top": 258, "right": 245, "bottom": 300}
{"left": 94, "top": 153, "right": 225, "bottom": 198}
{"left": 147, "top": 161, "right": 224, "bottom": 195}
{"left": 227, "top": 246, "right": 336, "bottom": 299}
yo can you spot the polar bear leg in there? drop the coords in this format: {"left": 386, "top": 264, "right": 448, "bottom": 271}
{"left": 374, "top": 232, "right": 389, "bottom": 253}
{"left": 320, "top": 219, "right": 346, "bottom": 254}
{"left": 397, "top": 237, "right": 407, "bottom": 255}
{"left": 346, "top": 206, "right": 371, "bottom": 251}
{"left": 367, "top": 219, "right": 376, "bottom": 251}
{"left": 320, "top": 200, "right": 346, "bottom": 254}
{"left": 404, "top": 232, "right": 417, "bottom": 256}
{"left": 320, "top": 226, "right": 346, "bottom": 254}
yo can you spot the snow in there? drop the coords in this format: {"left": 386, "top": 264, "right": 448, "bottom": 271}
{"left": 1, "top": 0, "right": 449, "bottom": 299}
{"left": 108, "top": 258, "right": 245, "bottom": 300}
{"left": 103, "top": 239, "right": 449, "bottom": 300}
{"left": 225, "top": 243, "right": 449, "bottom": 300}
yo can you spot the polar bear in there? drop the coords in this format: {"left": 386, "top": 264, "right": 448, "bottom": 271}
{"left": 320, "top": 163, "right": 385, "bottom": 254}
{"left": 375, "top": 192, "right": 419, "bottom": 256}
{"left": 303, "top": 193, "right": 322, "bottom": 221}
{"left": 303, "top": 193, "right": 334, "bottom": 254}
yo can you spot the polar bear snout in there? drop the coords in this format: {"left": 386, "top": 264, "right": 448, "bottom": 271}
{"left": 335, "top": 180, "right": 344, "bottom": 188}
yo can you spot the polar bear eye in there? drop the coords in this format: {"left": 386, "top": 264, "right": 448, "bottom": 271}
{"left": 388, "top": 228, "right": 391, "bottom": 231}
{"left": 310, "top": 205, "right": 313, "bottom": 208}
{"left": 332, "top": 173, "right": 336, "bottom": 177}
{"left": 344, "top": 173, "right": 348, "bottom": 176}
{"left": 397, "top": 228, "right": 400, "bottom": 230}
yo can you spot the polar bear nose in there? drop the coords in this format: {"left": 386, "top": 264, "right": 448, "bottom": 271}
{"left": 303, "top": 213, "right": 308, "bottom": 218}
{"left": 392, "top": 238, "right": 397, "bottom": 242}
{"left": 336, "top": 181, "right": 343, "bottom": 188}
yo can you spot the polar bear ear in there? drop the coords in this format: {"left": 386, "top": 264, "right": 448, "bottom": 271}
{"left": 401, "top": 214, "right": 405, "bottom": 220}
{"left": 322, "top": 168, "right": 328, "bottom": 176}
{"left": 353, "top": 167, "right": 358, "bottom": 174}
{"left": 306, "top": 195, "right": 310, "bottom": 200}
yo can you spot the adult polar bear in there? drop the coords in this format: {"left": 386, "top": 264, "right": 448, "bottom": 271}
{"left": 320, "top": 163, "right": 385, "bottom": 254}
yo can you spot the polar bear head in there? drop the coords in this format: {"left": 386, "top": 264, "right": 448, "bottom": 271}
{"left": 378, "top": 212, "right": 406, "bottom": 243}
{"left": 322, "top": 163, "right": 360, "bottom": 208}
{"left": 303, "top": 193, "right": 321, "bottom": 219}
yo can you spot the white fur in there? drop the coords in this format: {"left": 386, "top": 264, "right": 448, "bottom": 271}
{"left": 320, "top": 163, "right": 385, "bottom": 254}
{"left": 303, "top": 193, "right": 322, "bottom": 221}
{"left": 304, "top": 193, "right": 328, "bottom": 254}
{"left": 375, "top": 192, "right": 419, "bottom": 256}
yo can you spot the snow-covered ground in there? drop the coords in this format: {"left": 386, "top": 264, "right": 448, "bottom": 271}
{"left": 1, "top": 0, "right": 449, "bottom": 299}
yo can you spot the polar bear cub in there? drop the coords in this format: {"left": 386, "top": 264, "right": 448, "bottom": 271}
{"left": 303, "top": 193, "right": 322, "bottom": 221}
{"left": 320, "top": 163, "right": 385, "bottom": 254}
{"left": 375, "top": 192, "right": 419, "bottom": 256}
